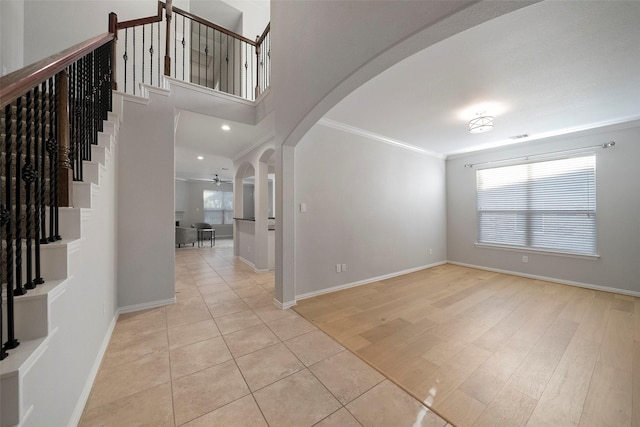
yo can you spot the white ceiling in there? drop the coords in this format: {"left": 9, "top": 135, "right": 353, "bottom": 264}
{"left": 175, "top": 1, "right": 640, "bottom": 180}
{"left": 174, "top": 109, "right": 273, "bottom": 180}
{"left": 324, "top": 1, "right": 640, "bottom": 157}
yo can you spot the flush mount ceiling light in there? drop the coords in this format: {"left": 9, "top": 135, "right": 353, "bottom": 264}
{"left": 197, "top": 155, "right": 204, "bottom": 160}
{"left": 221, "top": 124, "right": 231, "bottom": 131}
{"left": 469, "top": 112, "right": 494, "bottom": 134}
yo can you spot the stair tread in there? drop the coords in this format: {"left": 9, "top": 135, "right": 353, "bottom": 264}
{"left": 0, "top": 336, "right": 48, "bottom": 378}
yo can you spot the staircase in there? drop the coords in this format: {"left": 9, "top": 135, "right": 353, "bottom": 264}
{"left": 0, "top": 3, "right": 270, "bottom": 425}
{"left": 0, "top": 22, "right": 120, "bottom": 425}
{"left": 0, "top": 95, "right": 121, "bottom": 426}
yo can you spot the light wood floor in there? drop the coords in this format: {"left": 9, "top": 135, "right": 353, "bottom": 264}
{"left": 294, "top": 264, "right": 640, "bottom": 427}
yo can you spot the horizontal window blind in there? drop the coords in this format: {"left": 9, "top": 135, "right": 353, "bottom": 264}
{"left": 477, "top": 155, "right": 596, "bottom": 255}
{"left": 203, "top": 190, "right": 234, "bottom": 225}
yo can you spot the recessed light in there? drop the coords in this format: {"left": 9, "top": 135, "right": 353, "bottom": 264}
{"left": 197, "top": 156, "right": 204, "bottom": 160}
{"left": 221, "top": 124, "right": 231, "bottom": 131}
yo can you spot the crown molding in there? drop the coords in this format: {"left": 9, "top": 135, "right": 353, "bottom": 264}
{"left": 317, "top": 118, "right": 444, "bottom": 159}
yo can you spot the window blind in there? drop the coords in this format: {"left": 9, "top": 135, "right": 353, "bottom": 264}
{"left": 203, "top": 190, "right": 234, "bottom": 225}
{"left": 476, "top": 154, "right": 596, "bottom": 255}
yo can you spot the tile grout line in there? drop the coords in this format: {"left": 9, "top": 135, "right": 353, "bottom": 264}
{"left": 198, "top": 249, "right": 272, "bottom": 427}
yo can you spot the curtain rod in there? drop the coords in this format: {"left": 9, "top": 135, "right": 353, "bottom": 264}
{"left": 463, "top": 141, "right": 615, "bottom": 168}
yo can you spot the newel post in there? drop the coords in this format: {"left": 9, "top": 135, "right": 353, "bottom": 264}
{"left": 109, "top": 12, "right": 118, "bottom": 91}
{"left": 255, "top": 35, "right": 261, "bottom": 99}
{"left": 56, "top": 71, "right": 73, "bottom": 207}
{"left": 164, "top": 0, "right": 173, "bottom": 76}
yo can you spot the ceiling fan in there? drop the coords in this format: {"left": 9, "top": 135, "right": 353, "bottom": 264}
{"left": 211, "top": 174, "right": 232, "bottom": 186}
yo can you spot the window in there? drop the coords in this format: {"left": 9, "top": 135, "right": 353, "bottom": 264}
{"left": 476, "top": 155, "right": 596, "bottom": 256}
{"left": 203, "top": 190, "right": 234, "bottom": 225}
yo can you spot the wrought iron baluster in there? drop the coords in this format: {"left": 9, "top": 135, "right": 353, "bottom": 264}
{"left": 150, "top": 24, "right": 154, "bottom": 85}
{"left": 158, "top": 21, "right": 161, "bottom": 83}
{"left": 53, "top": 72, "right": 61, "bottom": 240}
{"left": 226, "top": 34, "right": 229, "bottom": 93}
{"left": 93, "top": 51, "right": 99, "bottom": 145}
{"left": 1, "top": 105, "right": 12, "bottom": 357}
{"left": 123, "top": 28, "right": 128, "bottom": 93}
{"left": 182, "top": 15, "right": 185, "bottom": 80}
{"left": 251, "top": 44, "right": 255, "bottom": 101}
{"left": 205, "top": 27, "right": 209, "bottom": 88}
{"left": 39, "top": 83, "right": 47, "bottom": 245}
{"left": 142, "top": 25, "right": 145, "bottom": 85}
{"left": 23, "top": 90, "right": 35, "bottom": 289}
{"left": 0, "top": 105, "right": 4, "bottom": 357}
{"left": 211, "top": 28, "right": 216, "bottom": 89}
{"left": 99, "top": 46, "right": 106, "bottom": 127}
{"left": 14, "top": 95, "right": 26, "bottom": 296}
{"left": 70, "top": 62, "right": 77, "bottom": 180}
{"left": 47, "top": 77, "right": 57, "bottom": 242}
{"left": 108, "top": 40, "right": 113, "bottom": 111}
{"left": 33, "top": 84, "right": 44, "bottom": 286}
{"left": 3, "top": 102, "right": 19, "bottom": 351}
{"left": 244, "top": 41, "right": 248, "bottom": 99}
{"left": 0, "top": 103, "right": 5, "bottom": 359}
{"left": 133, "top": 27, "right": 136, "bottom": 95}
{"left": 104, "top": 44, "right": 111, "bottom": 121}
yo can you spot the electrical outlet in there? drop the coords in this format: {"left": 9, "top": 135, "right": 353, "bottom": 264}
{"left": 341, "top": 263, "right": 347, "bottom": 272}
{"left": 336, "top": 264, "right": 341, "bottom": 273}
{"left": 522, "top": 255, "right": 528, "bottom": 263}
{"left": 429, "top": 248, "right": 433, "bottom": 255}
{"left": 300, "top": 203, "right": 307, "bottom": 213}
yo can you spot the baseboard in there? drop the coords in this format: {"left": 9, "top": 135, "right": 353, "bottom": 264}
{"left": 274, "top": 298, "right": 296, "bottom": 310}
{"left": 117, "top": 296, "right": 177, "bottom": 314}
{"left": 236, "top": 256, "right": 255, "bottom": 269}
{"left": 295, "top": 261, "right": 448, "bottom": 301}
{"left": 67, "top": 312, "right": 119, "bottom": 427}
{"left": 233, "top": 255, "right": 269, "bottom": 273}
{"left": 447, "top": 261, "right": 640, "bottom": 298}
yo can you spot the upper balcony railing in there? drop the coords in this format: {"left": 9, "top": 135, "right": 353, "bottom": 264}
{"left": 112, "top": 1, "right": 271, "bottom": 101}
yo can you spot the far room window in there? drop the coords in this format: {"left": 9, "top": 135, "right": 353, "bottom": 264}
{"left": 203, "top": 190, "right": 234, "bottom": 225}
{"left": 476, "top": 154, "right": 596, "bottom": 256}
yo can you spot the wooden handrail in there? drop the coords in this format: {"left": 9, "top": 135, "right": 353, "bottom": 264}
{"left": 171, "top": 4, "right": 257, "bottom": 46}
{"left": 116, "top": 2, "right": 164, "bottom": 29}
{"left": 0, "top": 32, "right": 114, "bottom": 109}
{"left": 117, "top": 2, "right": 257, "bottom": 46}
{"left": 257, "top": 22, "right": 271, "bottom": 46}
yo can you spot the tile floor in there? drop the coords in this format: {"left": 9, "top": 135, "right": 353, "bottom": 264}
{"left": 80, "top": 240, "right": 452, "bottom": 426}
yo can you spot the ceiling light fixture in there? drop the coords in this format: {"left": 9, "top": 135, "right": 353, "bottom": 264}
{"left": 469, "top": 112, "right": 494, "bottom": 134}
{"left": 197, "top": 155, "right": 204, "bottom": 160}
{"left": 221, "top": 124, "right": 230, "bottom": 131}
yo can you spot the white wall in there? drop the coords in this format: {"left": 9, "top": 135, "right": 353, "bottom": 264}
{"left": 271, "top": 0, "right": 535, "bottom": 305}
{"left": 0, "top": 0, "right": 24, "bottom": 75}
{"left": 117, "top": 90, "right": 176, "bottom": 309}
{"left": 222, "top": 0, "right": 270, "bottom": 39}
{"left": 21, "top": 0, "right": 190, "bottom": 66}
{"left": 175, "top": 179, "right": 234, "bottom": 237}
{"left": 175, "top": 179, "right": 189, "bottom": 210}
{"left": 294, "top": 124, "right": 447, "bottom": 297}
{"left": 447, "top": 122, "right": 640, "bottom": 295}
{"left": 15, "top": 106, "right": 119, "bottom": 427}
{"left": 237, "top": 219, "right": 255, "bottom": 265}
